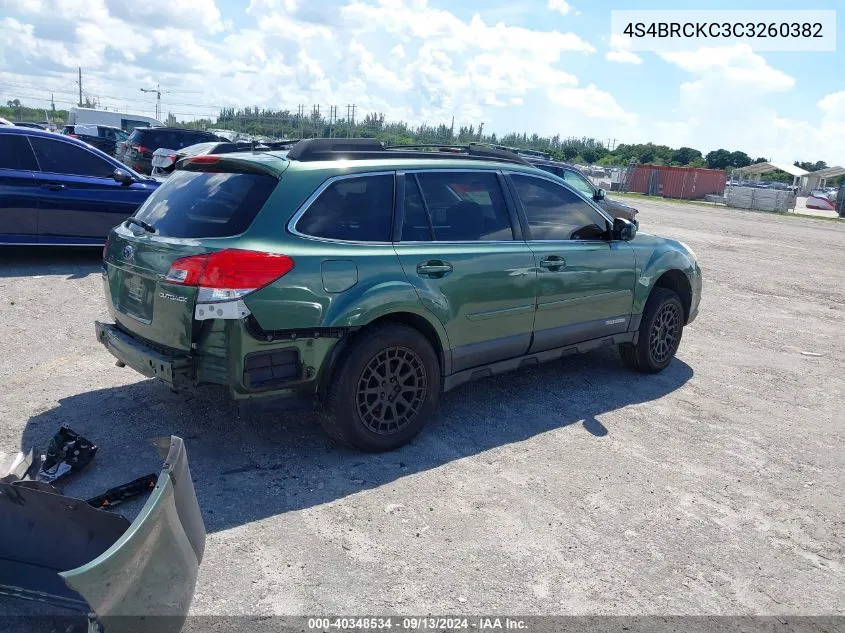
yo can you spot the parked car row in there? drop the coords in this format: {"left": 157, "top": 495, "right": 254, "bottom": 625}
{"left": 150, "top": 139, "right": 300, "bottom": 177}
{"left": 115, "top": 127, "right": 222, "bottom": 174}
{"left": 0, "top": 130, "right": 643, "bottom": 245}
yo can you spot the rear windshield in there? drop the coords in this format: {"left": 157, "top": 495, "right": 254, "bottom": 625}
{"left": 133, "top": 170, "right": 277, "bottom": 238}
{"left": 133, "top": 129, "right": 218, "bottom": 150}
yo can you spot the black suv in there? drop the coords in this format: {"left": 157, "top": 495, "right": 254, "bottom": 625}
{"left": 117, "top": 127, "right": 221, "bottom": 174}
{"left": 63, "top": 124, "right": 128, "bottom": 156}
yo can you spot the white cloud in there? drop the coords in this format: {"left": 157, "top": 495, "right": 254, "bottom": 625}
{"left": 18, "top": 0, "right": 840, "bottom": 164}
{"left": 605, "top": 49, "right": 641, "bottom": 64}
{"left": 659, "top": 44, "right": 794, "bottom": 93}
{"left": 605, "top": 33, "right": 642, "bottom": 64}
{"left": 548, "top": 0, "right": 571, "bottom": 16}
{"left": 644, "top": 45, "right": 845, "bottom": 164}
{"left": 547, "top": 84, "right": 637, "bottom": 126}
{"left": 819, "top": 91, "right": 845, "bottom": 118}
{"left": 105, "top": 0, "right": 227, "bottom": 35}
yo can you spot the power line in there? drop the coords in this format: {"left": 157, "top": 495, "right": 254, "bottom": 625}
{"left": 1, "top": 80, "right": 225, "bottom": 111}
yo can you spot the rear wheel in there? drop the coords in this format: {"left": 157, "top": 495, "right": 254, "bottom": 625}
{"left": 619, "top": 287, "right": 684, "bottom": 373}
{"left": 318, "top": 324, "right": 440, "bottom": 452}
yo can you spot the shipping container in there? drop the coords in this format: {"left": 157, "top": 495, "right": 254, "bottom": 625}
{"left": 628, "top": 165, "right": 727, "bottom": 200}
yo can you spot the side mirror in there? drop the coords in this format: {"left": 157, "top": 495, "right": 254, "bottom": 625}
{"left": 112, "top": 168, "right": 134, "bottom": 186}
{"left": 594, "top": 187, "right": 607, "bottom": 201}
{"left": 613, "top": 217, "right": 637, "bottom": 241}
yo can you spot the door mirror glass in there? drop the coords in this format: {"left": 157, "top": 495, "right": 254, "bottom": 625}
{"left": 613, "top": 217, "right": 637, "bottom": 241}
{"left": 595, "top": 187, "right": 607, "bottom": 201}
{"left": 112, "top": 168, "right": 134, "bottom": 185}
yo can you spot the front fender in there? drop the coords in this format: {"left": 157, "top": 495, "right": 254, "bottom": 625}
{"left": 630, "top": 235, "right": 698, "bottom": 316}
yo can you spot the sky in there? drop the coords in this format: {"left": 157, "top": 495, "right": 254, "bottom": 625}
{"left": 1, "top": 0, "right": 843, "bottom": 164}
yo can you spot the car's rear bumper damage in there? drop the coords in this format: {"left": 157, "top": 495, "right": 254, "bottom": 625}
{"left": 0, "top": 434, "right": 205, "bottom": 633}
{"left": 95, "top": 321, "right": 194, "bottom": 388}
{"left": 95, "top": 319, "right": 339, "bottom": 405}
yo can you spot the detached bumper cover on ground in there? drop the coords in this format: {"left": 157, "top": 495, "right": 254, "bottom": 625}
{"left": 0, "top": 435, "right": 205, "bottom": 633}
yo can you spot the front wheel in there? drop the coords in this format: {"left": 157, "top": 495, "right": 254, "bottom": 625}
{"left": 318, "top": 323, "right": 440, "bottom": 452}
{"left": 619, "top": 287, "right": 684, "bottom": 373}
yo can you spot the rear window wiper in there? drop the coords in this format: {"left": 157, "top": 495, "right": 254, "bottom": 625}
{"left": 125, "top": 217, "right": 156, "bottom": 233}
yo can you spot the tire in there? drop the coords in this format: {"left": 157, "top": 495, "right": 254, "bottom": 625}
{"left": 318, "top": 323, "right": 441, "bottom": 452}
{"left": 619, "top": 287, "right": 684, "bottom": 373}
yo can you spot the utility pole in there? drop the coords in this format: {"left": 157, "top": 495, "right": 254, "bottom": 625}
{"left": 450, "top": 116, "right": 455, "bottom": 141}
{"left": 140, "top": 83, "right": 161, "bottom": 121}
{"left": 77, "top": 67, "right": 82, "bottom": 106}
{"left": 478, "top": 122, "right": 484, "bottom": 141}
{"left": 351, "top": 104, "right": 357, "bottom": 137}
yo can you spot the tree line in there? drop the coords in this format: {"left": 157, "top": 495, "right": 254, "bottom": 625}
{"left": 0, "top": 99, "right": 837, "bottom": 182}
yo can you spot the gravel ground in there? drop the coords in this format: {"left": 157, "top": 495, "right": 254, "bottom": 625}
{"left": 0, "top": 200, "right": 843, "bottom": 621}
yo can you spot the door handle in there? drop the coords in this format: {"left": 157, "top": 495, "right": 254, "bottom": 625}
{"left": 540, "top": 255, "right": 566, "bottom": 270}
{"left": 40, "top": 183, "right": 66, "bottom": 191}
{"left": 416, "top": 261, "right": 453, "bottom": 278}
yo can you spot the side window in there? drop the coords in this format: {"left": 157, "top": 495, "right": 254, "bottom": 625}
{"left": 562, "top": 169, "right": 596, "bottom": 198}
{"left": 296, "top": 174, "right": 394, "bottom": 242}
{"left": 28, "top": 136, "right": 115, "bottom": 177}
{"left": 0, "top": 135, "right": 39, "bottom": 171}
{"left": 409, "top": 171, "right": 513, "bottom": 241}
{"left": 511, "top": 174, "right": 608, "bottom": 241}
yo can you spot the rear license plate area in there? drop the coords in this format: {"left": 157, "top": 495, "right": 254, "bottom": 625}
{"left": 117, "top": 272, "right": 155, "bottom": 323}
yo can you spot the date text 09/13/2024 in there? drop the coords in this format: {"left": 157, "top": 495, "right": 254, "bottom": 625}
{"left": 306, "top": 617, "right": 528, "bottom": 630}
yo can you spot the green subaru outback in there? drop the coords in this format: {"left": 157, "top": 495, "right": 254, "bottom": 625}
{"left": 96, "top": 139, "right": 701, "bottom": 452}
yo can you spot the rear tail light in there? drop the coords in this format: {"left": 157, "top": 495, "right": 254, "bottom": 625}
{"left": 165, "top": 249, "right": 294, "bottom": 302}
{"left": 131, "top": 144, "right": 150, "bottom": 155}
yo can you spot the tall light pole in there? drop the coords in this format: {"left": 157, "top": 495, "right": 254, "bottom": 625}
{"left": 140, "top": 84, "right": 161, "bottom": 121}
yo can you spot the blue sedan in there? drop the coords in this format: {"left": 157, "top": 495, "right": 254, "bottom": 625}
{"left": 0, "top": 126, "right": 160, "bottom": 245}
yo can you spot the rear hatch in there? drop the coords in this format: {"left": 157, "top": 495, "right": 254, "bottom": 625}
{"left": 103, "top": 156, "right": 286, "bottom": 352}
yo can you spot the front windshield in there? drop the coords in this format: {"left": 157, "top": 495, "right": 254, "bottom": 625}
{"left": 563, "top": 169, "right": 596, "bottom": 197}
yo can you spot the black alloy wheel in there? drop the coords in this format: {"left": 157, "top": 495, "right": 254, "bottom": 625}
{"left": 355, "top": 346, "right": 428, "bottom": 435}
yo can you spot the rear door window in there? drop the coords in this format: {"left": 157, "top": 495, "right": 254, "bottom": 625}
{"left": 28, "top": 136, "right": 115, "bottom": 177}
{"left": 0, "top": 135, "right": 39, "bottom": 170}
{"left": 133, "top": 170, "right": 277, "bottom": 238}
{"left": 295, "top": 174, "right": 394, "bottom": 242}
{"left": 406, "top": 171, "right": 513, "bottom": 241}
